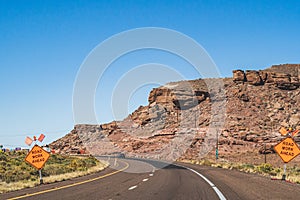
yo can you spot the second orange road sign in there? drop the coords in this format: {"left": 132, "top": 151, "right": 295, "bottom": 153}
{"left": 274, "top": 137, "right": 300, "bottom": 163}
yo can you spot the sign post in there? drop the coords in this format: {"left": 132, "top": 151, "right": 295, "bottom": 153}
{"left": 282, "top": 164, "right": 287, "bottom": 181}
{"left": 38, "top": 169, "right": 43, "bottom": 184}
{"left": 216, "top": 130, "right": 219, "bottom": 160}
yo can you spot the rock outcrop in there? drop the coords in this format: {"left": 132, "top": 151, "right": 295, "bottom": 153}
{"left": 50, "top": 64, "right": 300, "bottom": 165}
{"left": 232, "top": 64, "right": 300, "bottom": 89}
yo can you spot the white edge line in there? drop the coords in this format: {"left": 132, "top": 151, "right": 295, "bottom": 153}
{"left": 174, "top": 164, "right": 227, "bottom": 200}
{"left": 212, "top": 186, "right": 227, "bottom": 200}
{"left": 152, "top": 165, "right": 156, "bottom": 173}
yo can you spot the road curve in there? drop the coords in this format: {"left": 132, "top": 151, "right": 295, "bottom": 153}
{"left": 1, "top": 158, "right": 300, "bottom": 200}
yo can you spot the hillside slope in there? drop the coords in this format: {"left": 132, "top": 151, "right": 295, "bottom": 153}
{"left": 50, "top": 64, "right": 300, "bottom": 166}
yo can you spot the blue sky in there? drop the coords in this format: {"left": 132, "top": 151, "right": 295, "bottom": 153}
{"left": 1, "top": 0, "right": 300, "bottom": 148}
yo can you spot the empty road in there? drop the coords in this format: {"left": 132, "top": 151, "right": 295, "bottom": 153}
{"left": 2, "top": 158, "right": 300, "bottom": 200}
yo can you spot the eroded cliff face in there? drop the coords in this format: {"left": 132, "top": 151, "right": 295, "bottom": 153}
{"left": 50, "top": 64, "right": 300, "bottom": 165}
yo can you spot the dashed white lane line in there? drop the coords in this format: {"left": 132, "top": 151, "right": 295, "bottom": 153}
{"left": 149, "top": 173, "right": 153, "bottom": 176}
{"left": 128, "top": 185, "right": 138, "bottom": 190}
{"left": 142, "top": 178, "right": 149, "bottom": 182}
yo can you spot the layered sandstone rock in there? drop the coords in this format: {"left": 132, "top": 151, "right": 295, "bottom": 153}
{"left": 245, "top": 70, "right": 263, "bottom": 85}
{"left": 232, "top": 64, "right": 300, "bottom": 89}
{"left": 50, "top": 64, "right": 300, "bottom": 165}
{"left": 233, "top": 70, "right": 246, "bottom": 82}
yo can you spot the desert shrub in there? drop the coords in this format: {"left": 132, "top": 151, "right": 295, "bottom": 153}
{"left": 43, "top": 165, "right": 67, "bottom": 176}
{"left": 0, "top": 151, "right": 99, "bottom": 183}
{"left": 200, "top": 159, "right": 213, "bottom": 166}
{"left": 0, "top": 152, "right": 7, "bottom": 161}
{"left": 3, "top": 169, "right": 31, "bottom": 183}
{"left": 84, "top": 156, "right": 97, "bottom": 167}
{"left": 256, "top": 163, "right": 273, "bottom": 174}
{"left": 241, "top": 163, "right": 254, "bottom": 169}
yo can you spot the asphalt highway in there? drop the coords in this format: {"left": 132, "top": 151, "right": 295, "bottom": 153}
{"left": 1, "top": 158, "right": 300, "bottom": 200}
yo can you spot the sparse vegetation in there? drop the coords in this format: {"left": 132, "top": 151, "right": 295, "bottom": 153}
{"left": 0, "top": 151, "right": 108, "bottom": 193}
{"left": 181, "top": 158, "right": 300, "bottom": 184}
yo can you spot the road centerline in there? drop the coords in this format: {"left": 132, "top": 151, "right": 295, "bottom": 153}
{"left": 8, "top": 160, "right": 129, "bottom": 200}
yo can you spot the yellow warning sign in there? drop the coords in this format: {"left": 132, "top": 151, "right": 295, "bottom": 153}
{"left": 25, "top": 145, "right": 50, "bottom": 170}
{"left": 274, "top": 137, "right": 300, "bottom": 163}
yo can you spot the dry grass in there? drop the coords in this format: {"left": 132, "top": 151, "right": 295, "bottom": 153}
{"left": 0, "top": 160, "right": 109, "bottom": 194}
{"left": 43, "top": 160, "right": 109, "bottom": 183}
{"left": 0, "top": 180, "right": 38, "bottom": 193}
{"left": 180, "top": 158, "right": 300, "bottom": 184}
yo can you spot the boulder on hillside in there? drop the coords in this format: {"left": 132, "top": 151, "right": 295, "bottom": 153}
{"left": 265, "top": 72, "right": 290, "bottom": 84}
{"left": 245, "top": 70, "right": 263, "bottom": 85}
{"left": 233, "top": 70, "right": 246, "bottom": 82}
{"left": 259, "top": 71, "right": 268, "bottom": 82}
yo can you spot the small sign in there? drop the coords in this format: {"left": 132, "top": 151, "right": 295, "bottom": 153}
{"left": 279, "top": 127, "right": 288, "bottom": 136}
{"left": 25, "top": 145, "right": 50, "bottom": 170}
{"left": 25, "top": 136, "right": 33, "bottom": 146}
{"left": 274, "top": 137, "right": 300, "bottom": 163}
{"left": 292, "top": 130, "right": 299, "bottom": 137}
{"left": 38, "top": 134, "right": 45, "bottom": 142}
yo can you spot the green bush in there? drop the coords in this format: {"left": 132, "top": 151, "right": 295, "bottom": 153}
{"left": 200, "top": 159, "right": 212, "bottom": 166}
{"left": 256, "top": 163, "right": 273, "bottom": 174}
{"left": 241, "top": 163, "right": 254, "bottom": 169}
{"left": 0, "top": 152, "right": 7, "bottom": 161}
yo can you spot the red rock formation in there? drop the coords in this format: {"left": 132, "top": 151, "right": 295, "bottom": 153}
{"left": 50, "top": 64, "right": 300, "bottom": 166}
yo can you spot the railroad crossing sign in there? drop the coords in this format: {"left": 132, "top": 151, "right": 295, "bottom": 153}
{"left": 274, "top": 137, "right": 300, "bottom": 163}
{"left": 25, "top": 145, "right": 50, "bottom": 170}
{"left": 279, "top": 127, "right": 289, "bottom": 136}
{"left": 292, "top": 130, "right": 299, "bottom": 137}
{"left": 279, "top": 127, "right": 299, "bottom": 137}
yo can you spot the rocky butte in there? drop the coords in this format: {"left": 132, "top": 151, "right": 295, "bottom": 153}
{"left": 50, "top": 64, "right": 300, "bottom": 166}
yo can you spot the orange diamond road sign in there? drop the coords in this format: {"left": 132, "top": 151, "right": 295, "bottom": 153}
{"left": 274, "top": 137, "right": 300, "bottom": 163}
{"left": 25, "top": 145, "right": 50, "bottom": 170}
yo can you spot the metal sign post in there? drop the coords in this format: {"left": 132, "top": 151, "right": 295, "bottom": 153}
{"left": 282, "top": 164, "right": 287, "bottom": 180}
{"left": 264, "top": 143, "right": 267, "bottom": 163}
{"left": 216, "top": 130, "right": 219, "bottom": 160}
{"left": 216, "top": 148, "right": 219, "bottom": 160}
{"left": 39, "top": 169, "right": 43, "bottom": 184}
